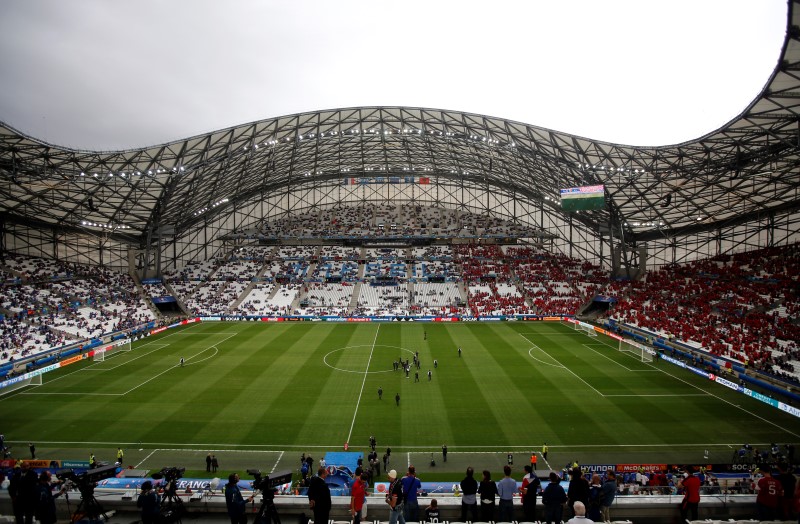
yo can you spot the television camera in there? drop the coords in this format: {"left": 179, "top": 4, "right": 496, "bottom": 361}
{"left": 56, "top": 464, "right": 118, "bottom": 486}
{"left": 55, "top": 464, "right": 118, "bottom": 522}
{"left": 248, "top": 469, "right": 292, "bottom": 494}
{"left": 152, "top": 467, "right": 186, "bottom": 523}
{"left": 247, "top": 469, "right": 292, "bottom": 524}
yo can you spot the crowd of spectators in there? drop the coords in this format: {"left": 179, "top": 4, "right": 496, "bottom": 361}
{"left": 233, "top": 283, "right": 275, "bottom": 316}
{"left": 0, "top": 258, "right": 157, "bottom": 363}
{"left": 236, "top": 204, "right": 547, "bottom": 240}
{"left": 355, "top": 283, "right": 410, "bottom": 316}
{"left": 319, "top": 246, "right": 360, "bottom": 261}
{"left": 310, "top": 261, "right": 359, "bottom": 281}
{"left": 411, "top": 282, "right": 462, "bottom": 312}
{"left": 412, "top": 261, "right": 457, "bottom": 280}
{"left": 606, "top": 244, "right": 800, "bottom": 382}
{"left": 297, "top": 282, "right": 356, "bottom": 316}
{"left": 412, "top": 246, "right": 453, "bottom": 260}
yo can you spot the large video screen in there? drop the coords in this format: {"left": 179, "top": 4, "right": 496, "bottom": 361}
{"left": 560, "top": 185, "right": 605, "bottom": 211}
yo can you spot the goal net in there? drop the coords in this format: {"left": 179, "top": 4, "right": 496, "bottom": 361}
{"left": 0, "top": 373, "right": 43, "bottom": 397}
{"left": 93, "top": 338, "right": 132, "bottom": 362}
{"left": 619, "top": 338, "right": 653, "bottom": 362}
{"left": 560, "top": 318, "right": 577, "bottom": 329}
{"left": 572, "top": 321, "right": 597, "bottom": 337}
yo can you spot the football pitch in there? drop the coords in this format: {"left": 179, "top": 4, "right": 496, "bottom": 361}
{"left": 4, "top": 321, "right": 800, "bottom": 480}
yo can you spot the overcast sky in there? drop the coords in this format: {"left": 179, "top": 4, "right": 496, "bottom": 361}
{"left": 0, "top": 0, "right": 787, "bottom": 151}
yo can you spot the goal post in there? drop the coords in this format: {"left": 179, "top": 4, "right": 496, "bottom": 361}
{"left": 0, "top": 372, "right": 43, "bottom": 397}
{"left": 568, "top": 319, "right": 598, "bottom": 337}
{"left": 619, "top": 338, "right": 654, "bottom": 362}
{"left": 93, "top": 338, "right": 132, "bottom": 362}
{"left": 560, "top": 318, "right": 578, "bottom": 329}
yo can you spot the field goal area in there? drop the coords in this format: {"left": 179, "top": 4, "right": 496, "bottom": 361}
{"left": 619, "top": 338, "right": 654, "bottom": 362}
{"left": 93, "top": 338, "right": 132, "bottom": 361}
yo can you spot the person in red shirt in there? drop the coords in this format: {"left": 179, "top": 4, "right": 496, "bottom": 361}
{"left": 756, "top": 467, "right": 783, "bottom": 521}
{"left": 350, "top": 472, "right": 368, "bottom": 524}
{"left": 678, "top": 468, "right": 702, "bottom": 521}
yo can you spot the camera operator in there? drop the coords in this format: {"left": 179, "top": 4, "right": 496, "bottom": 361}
{"left": 225, "top": 473, "right": 254, "bottom": 524}
{"left": 137, "top": 481, "right": 161, "bottom": 524}
{"left": 35, "top": 471, "right": 65, "bottom": 524}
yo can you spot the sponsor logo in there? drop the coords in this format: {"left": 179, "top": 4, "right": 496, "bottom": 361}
{"left": 60, "top": 355, "right": 85, "bottom": 366}
{"left": 714, "top": 376, "right": 740, "bottom": 391}
{"left": 582, "top": 464, "right": 616, "bottom": 473}
{"left": 727, "top": 463, "right": 758, "bottom": 471}
{"left": 616, "top": 464, "right": 666, "bottom": 473}
{"left": 779, "top": 402, "right": 800, "bottom": 417}
{"left": 62, "top": 461, "right": 91, "bottom": 468}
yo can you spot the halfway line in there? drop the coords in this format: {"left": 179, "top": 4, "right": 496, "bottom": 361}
{"left": 346, "top": 324, "right": 381, "bottom": 443}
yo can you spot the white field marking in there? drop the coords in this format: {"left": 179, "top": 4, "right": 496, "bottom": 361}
{"left": 21, "top": 391, "right": 122, "bottom": 396}
{"left": 537, "top": 451, "right": 550, "bottom": 469}
{"left": 19, "top": 441, "right": 774, "bottom": 451}
{"left": 520, "top": 332, "right": 589, "bottom": 336}
{"left": 11, "top": 342, "right": 172, "bottom": 399}
{"left": 136, "top": 449, "right": 160, "bottom": 468}
{"left": 84, "top": 344, "right": 171, "bottom": 371}
{"left": 518, "top": 332, "right": 584, "bottom": 337}
{"left": 134, "top": 447, "right": 285, "bottom": 471}
{"left": 603, "top": 394, "right": 712, "bottom": 397}
{"left": 323, "top": 344, "right": 415, "bottom": 374}
{"left": 588, "top": 331, "right": 800, "bottom": 438}
{"left": 580, "top": 343, "right": 650, "bottom": 372}
{"left": 270, "top": 451, "right": 285, "bottom": 474}
{"left": 346, "top": 324, "right": 381, "bottom": 444}
{"left": 122, "top": 345, "right": 220, "bottom": 395}
{"left": 519, "top": 333, "right": 604, "bottom": 396}
{"left": 37, "top": 344, "right": 172, "bottom": 387}
{"left": 22, "top": 343, "right": 223, "bottom": 397}
{"left": 179, "top": 347, "right": 219, "bottom": 368}
{"left": 526, "top": 345, "right": 565, "bottom": 368}
{"left": 168, "top": 332, "right": 245, "bottom": 335}
{"left": 519, "top": 333, "right": 566, "bottom": 368}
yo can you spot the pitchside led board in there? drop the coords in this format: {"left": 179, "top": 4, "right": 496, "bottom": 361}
{"left": 560, "top": 184, "right": 606, "bottom": 211}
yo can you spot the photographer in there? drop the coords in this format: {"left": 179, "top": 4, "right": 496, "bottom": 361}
{"left": 35, "top": 471, "right": 64, "bottom": 524}
{"left": 137, "top": 481, "right": 161, "bottom": 524}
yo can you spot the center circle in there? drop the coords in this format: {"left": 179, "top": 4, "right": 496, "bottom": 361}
{"left": 323, "top": 344, "right": 417, "bottom": 373}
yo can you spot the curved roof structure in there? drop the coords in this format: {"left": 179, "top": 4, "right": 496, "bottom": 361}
{"left": 1, "top": 1, "right": 799, "bottom": 272}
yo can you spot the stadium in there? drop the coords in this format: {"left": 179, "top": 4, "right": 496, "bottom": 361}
{"left": 1, "top": 2, "right": 799, "bottom": 524}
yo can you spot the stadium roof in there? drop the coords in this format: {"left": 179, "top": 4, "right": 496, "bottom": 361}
{"left": 1, "top": 1, "right": 799, "bottom": 253}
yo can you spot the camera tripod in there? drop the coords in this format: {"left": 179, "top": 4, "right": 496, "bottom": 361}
{"left": 254, "top": 490, "right": 281, "bottom": 524}
{"left": 72, "top": 482, "right": 109, "bottom": 523}
{"left": 159, "top": 478, "right": 186, "bottom": 524}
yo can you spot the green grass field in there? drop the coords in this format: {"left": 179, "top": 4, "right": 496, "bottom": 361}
{"left": 4, "top": 321, "right": 800, "bottom": 481}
